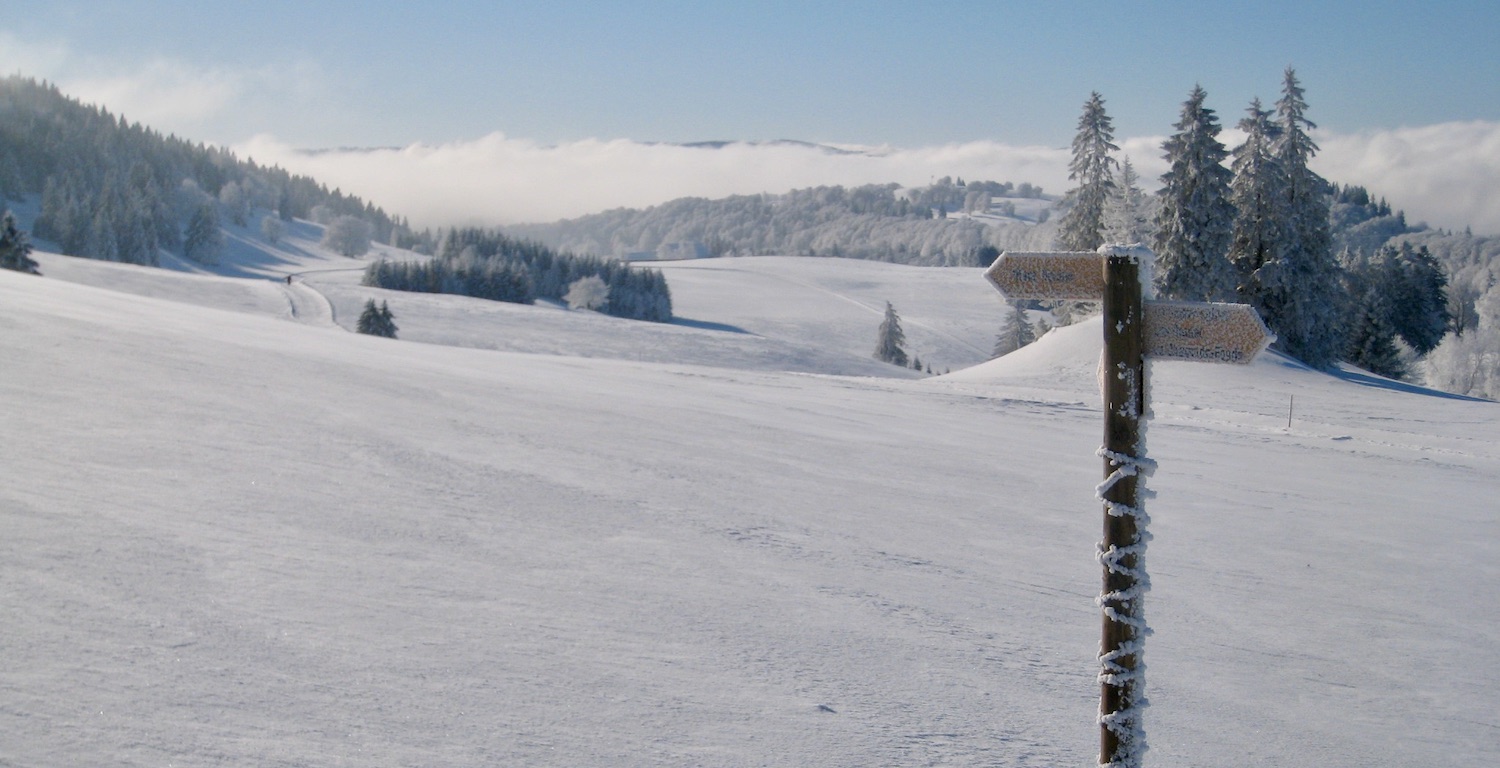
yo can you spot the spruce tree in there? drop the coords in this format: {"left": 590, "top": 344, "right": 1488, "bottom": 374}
{"left": 1345, "top": 282, "right": 1407, "bottom": 380}
{"left": 183, "top": 202, "right": 224, "bottom": 265}
{"left": 1228, "top": 99, "right": 1289, "bottom": 314}
{"left": 1271, "top": 69, "right": 1343, "bottom": 368}
{"left": 1056, "top": 92, "right": 1119, "bottom": 252}
{"left": 874, "top": 301, "right": 909, "bottom": 367}
{"left": 1104, "top": 156, "right": 1150, "bottom": 246}
{"left": 1154, "top": 85, "right": 1237, "bottom": 301}
{"left": 993, "top": 301, "right": 1038, "bottom": 357}
{"left": 0, "top": 210, "right": 40, "bottom": 274}
{"left": 379, "top": 301, "right": 398, "bottom": 339}
{"left": 357, "top": 299, "right": 381, "bottom": 335}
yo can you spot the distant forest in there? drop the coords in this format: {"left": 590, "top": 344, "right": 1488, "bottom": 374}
{"left": 508, "top": 178, "right": 1061, "bottom": 267}
{"left": 0, "top": 76, "right": 416, "bottom": 265}
{"left": 363, "top": 228, "right": 673, "bottom": 323}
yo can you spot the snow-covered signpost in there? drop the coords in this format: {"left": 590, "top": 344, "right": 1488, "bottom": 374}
{"left": 986, "top": 246, "right": 1271, "bottom": 768}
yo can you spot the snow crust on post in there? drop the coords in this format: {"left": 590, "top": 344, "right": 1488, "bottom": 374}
{"left": 1095, "top": 442, "right": 1156, "bottom": 768}
{"left": 1099, "top": 244, "right": 1155, "bottom": 301}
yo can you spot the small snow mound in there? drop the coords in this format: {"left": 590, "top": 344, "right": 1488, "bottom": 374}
{"left": 945, "top": 316, "right": 1104, "bottom": 386}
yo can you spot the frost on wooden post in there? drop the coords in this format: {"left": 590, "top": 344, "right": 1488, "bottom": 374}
{"left": 1096, "top": 443, "right": 1156, "bottom": 768}
{"left": 1099, "top": 243, "right": 1155, "bottom": 301}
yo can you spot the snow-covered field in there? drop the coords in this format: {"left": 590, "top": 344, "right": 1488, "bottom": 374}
{"left": 3, "top": 223, "right": 1496, "bottom": 766}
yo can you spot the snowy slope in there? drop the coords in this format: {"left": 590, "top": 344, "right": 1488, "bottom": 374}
{"left": 2, "top": 243, "right": 1497, "bottom": 767}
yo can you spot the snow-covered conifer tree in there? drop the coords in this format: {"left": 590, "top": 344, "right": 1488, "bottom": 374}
{"left": 1228, "top": 99, "right": 1288, "bottom": 309}
{"left": 379, "top": 301, "right": 398, "bottom": 339}
{"left": 1104, "top": 157, "right": 1150, "bottom": 247}
{"left": 1343, "top": 258, "right": 1408, "bottom": 379}
{"left": 0, "top": 210, "right": 39, "bottom": 274}
{"left": 182, "top": 202, "right": 223, "bottom": 265}
{"left": 992, "top": 301, "right": 1037, "bottom": 357}
{"left": 1153, "top": 85, "right": 1237, "bottom": 301}
{"left": 357, "top": 299, "right": 398, "bottom": 338}
{"left": 874, "top": 301, "right": 909, "bottom": 367}
{"left": 1387, "top": 243, "right": 1450, "bottom": 355}
{"left": 1270, "top": 69, "right": 1343, "bottom": 367}
{"left": 1056, "top": 92, "right": 1119, "bottom": 252}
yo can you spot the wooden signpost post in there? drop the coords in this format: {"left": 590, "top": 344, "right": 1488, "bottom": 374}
{"left": 986, "top": 247, "right": 1272, "bottom": 768}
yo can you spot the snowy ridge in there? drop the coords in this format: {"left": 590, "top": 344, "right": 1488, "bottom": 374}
{"left": 3, "top": 235, "right": 1497, "bottom": 766}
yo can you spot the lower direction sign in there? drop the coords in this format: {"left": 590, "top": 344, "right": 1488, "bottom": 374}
{"left": 1144, "top": 301, "right": 1273, "bottom": 364}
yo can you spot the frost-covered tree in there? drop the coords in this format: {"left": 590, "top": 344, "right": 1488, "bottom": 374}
{"left": 992, "top": 301, "right": 1038, "bottom": 357}
{"left": 260, "top": 215, "right": 284, "bottom": 245}
{"left": 1269, "top": 69, "right": 1343, "bottom": 368}
{"left": 0, "top": 210, "right": 39, "bottom": 274}
{"left": 564, "top": 274, "right": 610, "bottom": 310}
{"left": 1104, "top": 156, "right": 1150, "bottom": 246}
{"left": 87, "top": 207, "right": 119, "bottom": 262}
{"left": 1227, "top": 100, "right": 1287, "bottom": 305}
{"left": 1422, "top": 285, "right": 1500, "bottom": 399}
{"left": 1153, "top": 85, "right": 1237, "bottom": 301}
{"left": 182, "top": 202, "right": 224, "bottom": 265}
{"left": 874, "top": 301, "right": 909, "bottom": 367}
{"left": 1056, "top": 92, "right": 1119, "bottom": 252}
{"left": 218, "top": 181, "right": 250, "bottom": 227}
{"left": 321, "top": 215, "right": 374, "bottom": 258}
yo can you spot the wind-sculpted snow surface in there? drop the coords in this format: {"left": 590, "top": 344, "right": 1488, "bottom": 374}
{"left": 2, "top": 255, "right": 1498, "bottom": 767}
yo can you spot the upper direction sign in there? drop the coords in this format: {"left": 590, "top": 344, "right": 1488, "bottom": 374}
{"left": 984, "top": 251, "right": 1105, "bottom": 301}
{"left": 1144, "top": 301, "right": 1274, "bottom": 365}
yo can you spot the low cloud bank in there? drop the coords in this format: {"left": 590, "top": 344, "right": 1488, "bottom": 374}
{"left": 236, "top": 135, "right": 1076, "bottom": 228}
{"left": 238, "top": 122, "right": 1500, "bottom": 235}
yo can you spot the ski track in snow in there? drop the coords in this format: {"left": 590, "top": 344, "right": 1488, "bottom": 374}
{"left": 281, "top": 280, "right": 338, "bottom": 326}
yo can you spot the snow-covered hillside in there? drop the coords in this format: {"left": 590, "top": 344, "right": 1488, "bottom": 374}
{"left": 3, "top": 232, "right": 1496, "bottom": 767}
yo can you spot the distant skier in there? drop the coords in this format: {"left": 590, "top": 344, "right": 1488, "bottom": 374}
{"left": 285, "top": 274, "right": 293, "bottom": 285}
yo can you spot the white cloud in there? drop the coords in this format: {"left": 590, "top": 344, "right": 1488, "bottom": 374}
{"left": 0, "top": 32, "right": 70, "bottom": 75}
{"left": 64, "top": 58, "right": 243, "bottom": 128}
{"left": 242, "top": 124, "right": 1500, "bottom": 237}
{"left": 237, "top": 134, "right": 1080, "bottom": 228}
{"left": 1315, "top": 122, "right": 1500, "bottom": 234}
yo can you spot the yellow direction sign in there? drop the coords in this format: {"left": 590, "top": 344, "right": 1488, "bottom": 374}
{"left": 1144, "top": 301, "right": 1274, "bottom": 364}
{"left": 984, "top": 251, "right": 1104, "bottom": 300}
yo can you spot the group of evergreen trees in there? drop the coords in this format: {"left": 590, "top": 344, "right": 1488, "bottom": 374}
{"left": 0, "top": 76, "right": 409, "bottom": 267}
{"left": 1056, "top": 70, "right": 1448, "bottom": 371}
{"left": 362, "top": 228, "right": 673, "bottom": 323}
{"left": 1339, "top": 243, "right": 1450, "bottom": 378}
{"left": 356, "top": 300, "right": 399, "bottom": 339}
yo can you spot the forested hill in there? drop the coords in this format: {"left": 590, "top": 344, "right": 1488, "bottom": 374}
{"left": 506, "top": 179, "right": 1064, "bottom": 267}
{"left": 0, "top": 76, "right": 417, "bottom": 266}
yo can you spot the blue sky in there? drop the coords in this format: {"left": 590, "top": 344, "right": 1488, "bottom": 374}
{"left": 4, "top": 1, "right": 1500, "bottom": 230}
